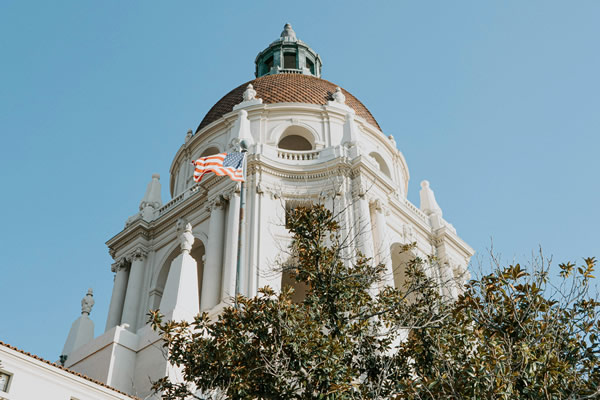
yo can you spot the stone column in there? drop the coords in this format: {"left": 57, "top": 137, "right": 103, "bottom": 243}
{"left": 373, "top": 200, "right": 394, "bottom": 288}
{"left": 256, "top": 190, "right": 286, "bottom": 291}
{"left": 200, "top": 197, "right": 225, "bottom": 310}
{"left": 120, "top": 247, "right": 147, "bottom": 332}
{"left": 246, "top": 181, "right": 261, "bottom": 297}
{"left": 355, "top": 193, "right": 374, "bottom": 261}
{"left": 353, "top": 188, "right": 377, "bottom": 297}
{"left": 221, "top": 189, "right": 240, "bottom": 301}
{"left": 104, "top": 258, "right": 130, "bottom": 331}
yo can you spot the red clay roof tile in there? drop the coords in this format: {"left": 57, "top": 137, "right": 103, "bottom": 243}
{"left": 197, "top": 73, "right": 380, "bottom": 132}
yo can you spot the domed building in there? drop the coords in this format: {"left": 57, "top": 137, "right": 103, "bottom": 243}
{"left": 60, "top": 24, "right": 473, "bottom": 398}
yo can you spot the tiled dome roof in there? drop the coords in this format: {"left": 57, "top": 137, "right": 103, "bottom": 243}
{"left": 196, "top": 74, "right": 381, "bottom": 132}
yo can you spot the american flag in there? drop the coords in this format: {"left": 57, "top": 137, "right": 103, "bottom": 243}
{"left": 192, "top": 152, "right": 245, "bottom": 183}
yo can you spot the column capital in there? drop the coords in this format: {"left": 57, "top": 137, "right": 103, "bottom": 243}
{"left": 222, "top": 186, "right": 240, "bottom": 201}
{"left": 351, "top": 181, "right": 367, "bottom": 199}
{"left": 372, "top": 198, "right": 388, "bottom": 214}
{"left": 126, "top": 247, "right": 148, "bottom": 262}
{"left": 206, "top": 195, "right": 226, "bottom": 212}
{"left": 111, "top": 257, "right": 129, "bottom": 273}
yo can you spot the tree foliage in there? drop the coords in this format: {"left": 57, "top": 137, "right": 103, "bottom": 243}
{"left": 150, "top": 205, "right": 599, "bottom": 399}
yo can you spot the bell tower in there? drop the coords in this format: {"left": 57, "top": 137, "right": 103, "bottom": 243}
{"left": 59, "top": 23, "right": 474, "bottom": 399}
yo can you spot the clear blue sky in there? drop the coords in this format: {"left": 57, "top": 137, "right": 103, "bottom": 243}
{"left": 1, "top": 1, "right": 598, "bottom": 361}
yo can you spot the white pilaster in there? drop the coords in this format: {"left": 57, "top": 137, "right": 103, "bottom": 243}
{"left": 256, "top": 190, "right": 286, "bottom": 291}
{"left": 120, "top": 247, "right": 147, "bottom": 332}
{"left": 373, "top": 200, "right": 394, "bottom": 288}
{"left": 200, "top": 197, "right": 226, "bottom": 310}
{"left": 355, "top": 193, "right": 374, "bottom": 260}
{"left": 105, "top": 259, "right": 130, "bottom": 331}
{"left": 221, "top": 189, "right": 240, "bottom": 301}
{"left": 246, "top": 179, "right": 263, "bottom": 297}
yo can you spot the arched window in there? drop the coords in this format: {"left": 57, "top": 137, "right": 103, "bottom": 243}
{"left": 369, "top": 152, "right": 391, "bottom": 179}
{"left": 390, "top": 243, "right": 417, "bottom": 303}
{"left": 277, "top": 126, "right": 315, "bottom": 151}
{"left": 199, "top": 147, "right": 220, "bottom": 158}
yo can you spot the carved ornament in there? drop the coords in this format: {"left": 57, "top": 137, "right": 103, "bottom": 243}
{"left": 127, "top": 246, "right": 148, "bottom": 262}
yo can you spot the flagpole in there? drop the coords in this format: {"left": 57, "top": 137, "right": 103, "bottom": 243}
{"left": 234, "top": 143, "right": 248, "bottom": 309}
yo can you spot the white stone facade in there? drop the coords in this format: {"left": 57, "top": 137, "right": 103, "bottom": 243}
{"left": 61, "top": 25, "right": 474, "bottom": 399}
{"left": 0, "top": 342, "right": 135, "bottom": 400}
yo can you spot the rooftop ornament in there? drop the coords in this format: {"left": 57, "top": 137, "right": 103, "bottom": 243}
{"left": 280, "top": 23, "right": 297, "bottom": 41}
{"left": 81, "top": 288, "right": 94, "bottom": 316}
{"left": 332, "top": 87, "right": 346, "bottom": 104}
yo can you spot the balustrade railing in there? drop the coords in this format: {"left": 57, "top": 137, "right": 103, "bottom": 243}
{"left": 402, "top": 198, "right": 429, "bottom": 223}
{"left": 156, "top": 185, "right": 203, "bottom": 218}
{"left": 277, "top": 149, "right": 320, "bottom": 161}
{"left": 279, "top": 68, "right": 302, "bottom": 74}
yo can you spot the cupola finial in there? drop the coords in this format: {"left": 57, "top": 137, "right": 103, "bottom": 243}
{"left": 280, "top": 23, "right": 297, "bottom": 41}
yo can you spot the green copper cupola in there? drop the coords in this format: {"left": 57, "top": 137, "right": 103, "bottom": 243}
{"left": 255, "top": 23, "right": 322, "bottom": 78}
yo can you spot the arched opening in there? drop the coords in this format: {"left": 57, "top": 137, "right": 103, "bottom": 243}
{"left": 263, "top": 55, "right": 273, "bottom": 75}
{"left": 306, "top": 58, "right": 315, "bottom": 75}
{"left": 369, "top": 152, "right": 391, "bottom": 179}
{"left": 390, "top": 243, "right": 417, "bottom": 303}
{"left": 152, "top": 239, "right": 206, "bottom": 312}
{"left": 277, "top": 126, "right": 315, "bottom": 151}
{"left": 199, "top": 147, "right": 221, "bottom": 158}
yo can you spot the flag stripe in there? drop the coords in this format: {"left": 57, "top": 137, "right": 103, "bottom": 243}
{"left": 192, "top": 152, "right": 245, "bottom": 183}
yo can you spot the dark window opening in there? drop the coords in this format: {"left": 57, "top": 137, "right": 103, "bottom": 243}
{"left": 306, "top": 58, "right": 314, "bottom": 74}
{"left": 278, "top": 135, "right": 312, "bottom": 151}
{"left": 284, "top": 53, "right": 296, "bottom": 69}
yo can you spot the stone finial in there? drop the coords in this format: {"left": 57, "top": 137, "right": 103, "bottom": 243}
{"left": 332, "top": 87, "right": 346, "bottom": 104}
{"left": 419, "top": 180, "right": 443, "bottom": 217}
{"left": 280, "top": 23, "right": 297, "bottom": 41}
{"left": 243, "top": 84, "right": 257, "bottom": 101}
{"left": 185, "top": 129, "right": 193, "bottom": 143}
{"left": 178, "top": 221, "right": 194, "bottom": 254}
{"left": 388, "top": 135, "right": 397, "bottom": 147}
{"left": 140, "top": 174, "right": 163, "bottom": 211}
{"left": 81, "top": 288, "right": 94, "bottom": 316}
